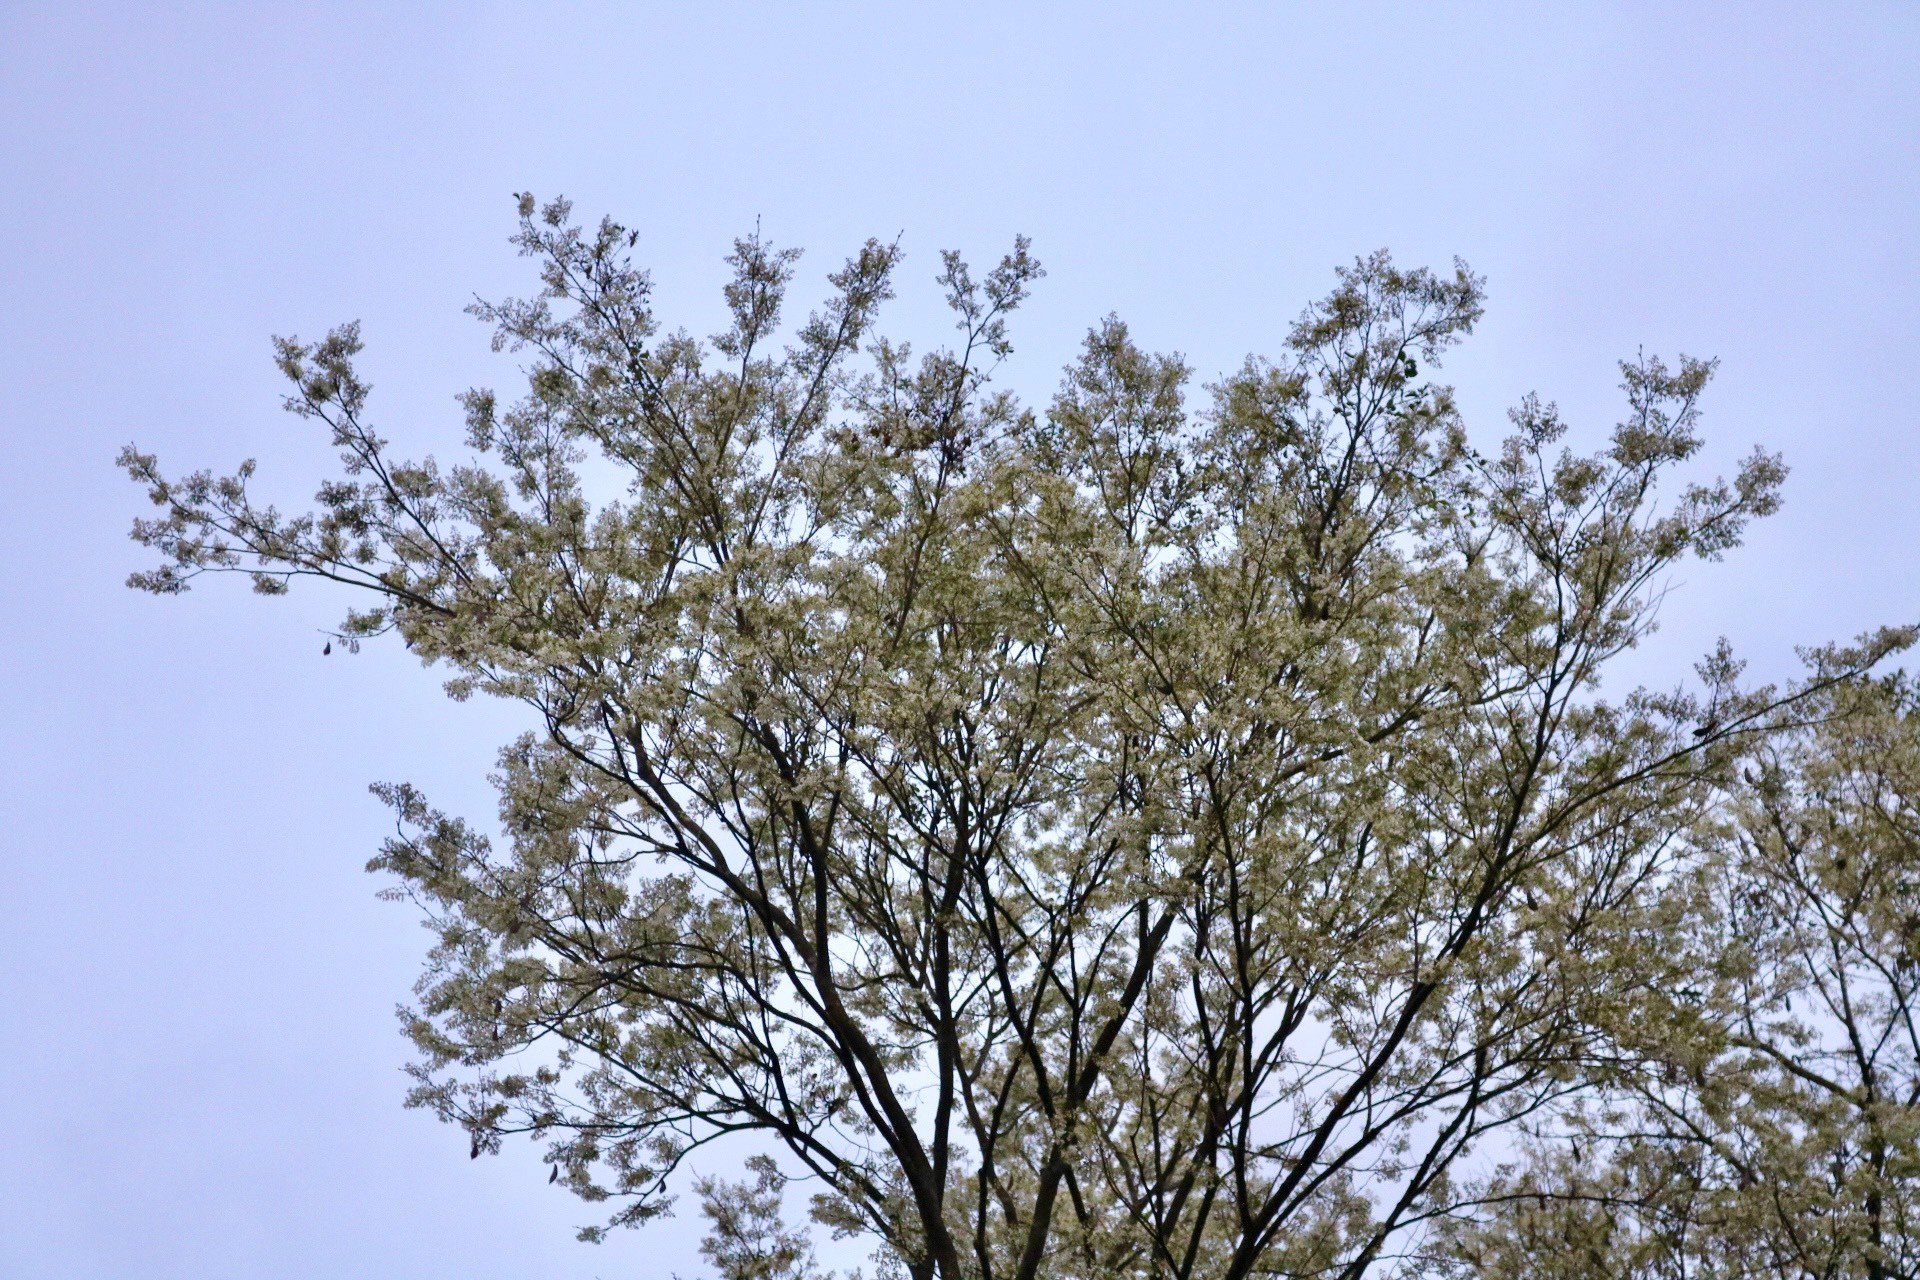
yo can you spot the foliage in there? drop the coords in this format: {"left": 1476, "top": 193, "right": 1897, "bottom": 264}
{"left": 120, "top": 196, "right": 1910, "bottom": 1279}
{"left": 1424, "top": 675, "right": 1920, "bottom": 1280}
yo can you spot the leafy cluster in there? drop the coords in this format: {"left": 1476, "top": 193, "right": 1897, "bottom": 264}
{"left": 1425, "top": 675, "right": 1920, "bottom": 1279}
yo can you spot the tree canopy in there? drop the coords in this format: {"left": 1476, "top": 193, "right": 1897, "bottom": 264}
{"left": 121, "top": 197, "right": 1917, "bottom": 1280}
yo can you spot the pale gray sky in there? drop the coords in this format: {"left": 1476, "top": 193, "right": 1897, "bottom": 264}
{"left": 2, "top": 4, "right": 1916, "bottom": 1276}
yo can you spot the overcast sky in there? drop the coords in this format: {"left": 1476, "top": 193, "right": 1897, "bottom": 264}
{"left": 2, "top": 4, "right": 1916, "bottom": 1276}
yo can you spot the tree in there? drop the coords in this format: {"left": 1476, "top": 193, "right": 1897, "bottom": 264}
{"left": 1422, "top": 675, "right": 1920, "bottom": 1280}
{"left": 119, "top": 196, "right": 1904, "bottom": 1279}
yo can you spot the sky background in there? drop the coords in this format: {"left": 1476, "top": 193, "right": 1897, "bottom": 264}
{"left": 1, "top": 3, "right": 1916, "bottom": 1276}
